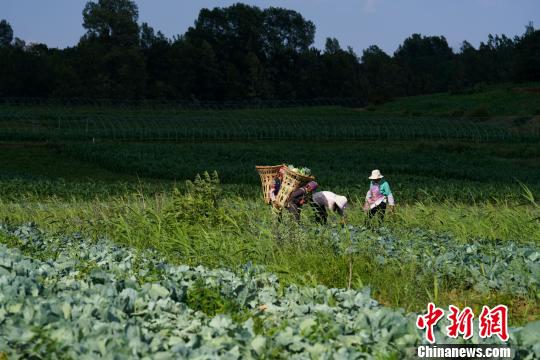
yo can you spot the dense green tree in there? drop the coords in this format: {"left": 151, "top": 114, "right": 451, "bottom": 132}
{"left": 12, "top": 37, "right": 26, "bottom": 48}
{"left": 0, "top": 21, "right": 59, "bottom": 97}
{"left": 140, "top": 22, "right": 167, "bottom": 50}
{"left": 361, "top": 45, "right": 402, "bottom": 102}
{"left": 451, "top": 41, "right": 484, "bottom": 90}
{"left": 186, "top": 4, "right": 264, "bottom": 61}
{"left": 245, "top": 52, "right": 270, "bottom": 98}
{"left": 82, "top": 0, "right": 139, "bottom": 46}
{"left": 394, "top": 34, "right": 454, "bottom": 95}
{"left": 0, "top": 45, "right": 55, "bottom": 97}
{"left": 476, "top": 34, "right": 516, "bottom": 84}
{"left": 0, "top": 20, "right": 13, "bottom": 47}
{"left": 262, "top": 7, "right": 315, "bottom": 55}
{"left": 261, "top": 8, "right": 316, "bottom": 99}
{"left": 0, "top": 2, "right": 537, "bottom": 102}
{"left": 185, "top": 40, "right": 222, "bottom": 100}
{"left": 185, "top": 4, "right": 267, "bottom": 99}
{"left": 139, "top": 23, "right": 172, "bottom": 98}
{"left": 320, "top": 38, "right": 367, "bottom": 98}
{"left": 184, "top": 4, "right": 318, "bottom": 100}
{"left": 324, "top": 37, "right": 341, "bottom": 55}
{"left": 513, "top": 24, "right": 540, "bottom": 82}
{"left": 78, "top": 0, "right": 146, "bottom": 99}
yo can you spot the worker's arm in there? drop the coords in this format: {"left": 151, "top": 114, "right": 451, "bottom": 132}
{"left": 290, "top": 188, "right": 306, "bottom": 199}
{"left": 387, "top": 195, "right": 395, "bottom": 213}
{"left": 289, "top": 188, "right": 306, "bottom": 205}
{"left": 381, "top": 182, "right": 395, "bottom": 211}
{"left": 363, "top": 190, "right": 371, "bottom": 211}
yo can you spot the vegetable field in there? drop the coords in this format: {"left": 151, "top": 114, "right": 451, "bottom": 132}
{"left": 1, "top": 101, "right": 538, "bottom": 142}
{"left": 0, "top": 100, "right": 539, "bottom": 358}
{"left": 0, "top": 224, "right": 538, "bottom": 358}
{"left": 57, "top": 141, "right": 540, "bottom": 201}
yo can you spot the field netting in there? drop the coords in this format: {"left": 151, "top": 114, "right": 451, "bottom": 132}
{"left": 0, "top": 98, "right": 536, "bottom": 142}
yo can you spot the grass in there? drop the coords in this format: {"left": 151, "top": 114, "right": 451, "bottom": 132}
{"left": 392, "top": 200, "right": 540, "bottom": 242}
{"left": 0, "top": 178, "right": 537, "bottom": 325}
{"left": 371, "top": 82, "right": 540, "bottom": 116}
{"left": 0, "top": 143, "right": 136, "bottom": 181}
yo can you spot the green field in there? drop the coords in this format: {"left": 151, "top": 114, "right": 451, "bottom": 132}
{"left": 1, "top": 101, "right": 539, "bottom": 142}
{"left": 370, "top": 82, "right": 540, "bottom": 117}
{"left": 0, "top": 94, "right": 539, "bottom": 358}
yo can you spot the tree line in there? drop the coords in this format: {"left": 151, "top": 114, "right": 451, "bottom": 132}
{"left": 0, "top": 0, "right": 538, "bottom": 102}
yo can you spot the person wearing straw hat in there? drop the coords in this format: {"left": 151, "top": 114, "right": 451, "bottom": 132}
{"left": 287, "top": 181, "right": 318, "bottom": 221}
{"left": 363, "top": 169, "right": 395, "bottom": 219}
{"left": 312, "top": 191, "right": 348, "bottom": 224}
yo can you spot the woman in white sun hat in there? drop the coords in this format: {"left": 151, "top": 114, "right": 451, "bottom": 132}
{"left": 363, "top": 169, "right": 395, "bottom": 219}
{"left": 312, "top": 191, "right": 348, "bottom": 224}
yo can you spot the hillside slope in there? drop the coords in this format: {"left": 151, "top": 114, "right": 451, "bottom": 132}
{"left": 370, "top": 83, "right": 540, "bottom": 116}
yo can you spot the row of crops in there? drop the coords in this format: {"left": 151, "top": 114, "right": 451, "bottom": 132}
{"left": 58, "top": 142, "right": 540, "bottom": 196}
{"left": 0, "top": 104, "right": 535, "bottom": 142}
{"left": 330, "top": 226, "right": 539, "bottom": 297}
{"left": 1, "top": 223, "right": 538, "bottom": 358}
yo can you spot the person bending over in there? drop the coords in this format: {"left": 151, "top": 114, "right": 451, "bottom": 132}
{"left": 287, "top": 181, "right": 318, "bottom": 221}
{"left": 312, "top": 191, "right": 348, "bottom": 224}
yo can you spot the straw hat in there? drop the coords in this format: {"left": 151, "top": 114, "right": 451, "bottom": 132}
{"left": 369, "top": 169, "right": 384, "bottom": 180}
{"left": 335, "top": 195, "right": 348, "bottom": 210}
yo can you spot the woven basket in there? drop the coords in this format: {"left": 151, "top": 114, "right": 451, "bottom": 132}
{"left": 273, "top": 167, "right": 315, "bottom": 209}
{"left": 255, "top": 164, "right": 285, "bottom": 204}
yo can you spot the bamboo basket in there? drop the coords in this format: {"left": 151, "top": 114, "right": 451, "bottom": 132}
{"left": 273, "top": 167, "right": 315, "bottom": 209}
{"left": 255, "top": 164, "right": 285, "bottom": 204}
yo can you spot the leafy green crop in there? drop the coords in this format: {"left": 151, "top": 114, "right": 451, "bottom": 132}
{"left": 0, "top": 224, "right": 538, "bottom": 359}
{"left": 0, "top": 104, "right": 536, "bottom": 142}
{"left": 57, "top": 141, "right": 540, "bottom": 203}
{"left": 330, "top": 226, "right": 539, "bottom": 297}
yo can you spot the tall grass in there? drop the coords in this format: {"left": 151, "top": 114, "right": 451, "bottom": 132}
{"left": 386, "top": 198, "right": 540, "bottom": 243}
{"left": 0, "top": 178, "right": 537, "bottom": 323}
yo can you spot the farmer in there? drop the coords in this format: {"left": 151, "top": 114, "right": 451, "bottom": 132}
{"left": 312, "top": 191, "right": 348, "bottom": 224}
{"left": 269, "top": 165, "right": 286, "bottom": 202}
{"left": 287, "top": 181, "right": 318, "bottom": 221}
{"left": 363, "top": 169, "right": 395, "bottom": 220}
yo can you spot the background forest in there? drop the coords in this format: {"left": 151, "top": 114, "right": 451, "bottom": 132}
{"left": 0, "top": 0, "right": 539, "bottom": 102}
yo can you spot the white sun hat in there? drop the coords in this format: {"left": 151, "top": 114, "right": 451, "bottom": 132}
{"left": 369, "top": 169, "right": 384, "bottom": 180}
{"left": 335, "top": 195, "right": 348, "bottom": 210}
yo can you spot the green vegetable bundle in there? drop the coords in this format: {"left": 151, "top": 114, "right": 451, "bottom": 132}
{"left": 287, "top": 164, "right": 312, "bottom": 176}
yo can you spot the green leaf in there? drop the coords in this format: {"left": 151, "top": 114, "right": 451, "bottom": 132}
{"left": 251, "top": 336, "right": 266, "bottom": 355}
{"left": 148, "top": 284, "right": 169, "bottom": 299}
